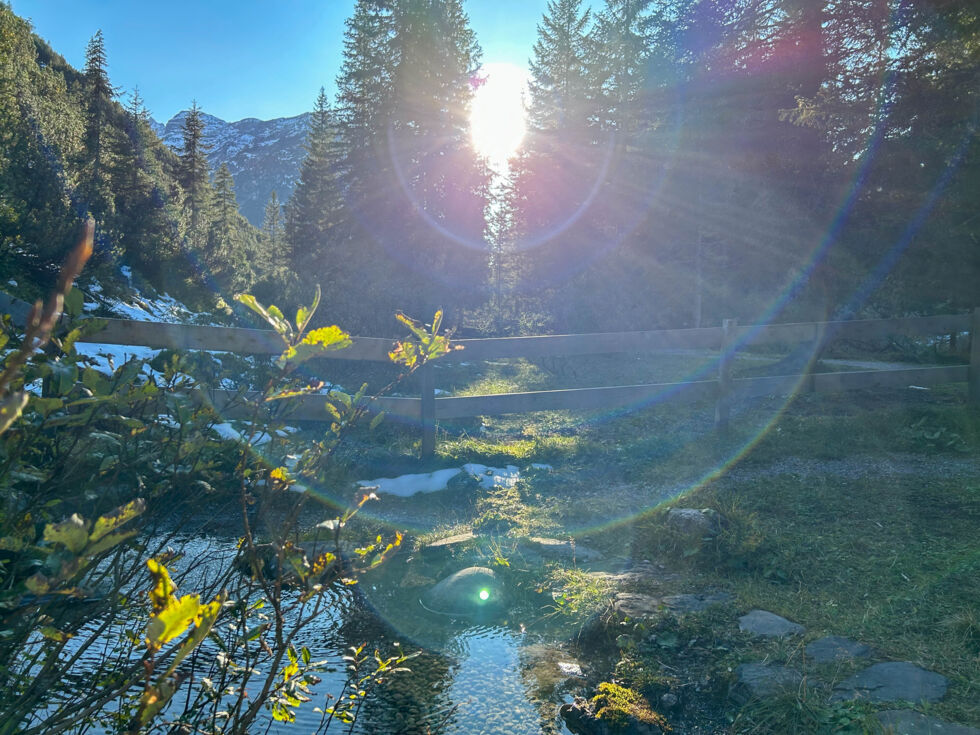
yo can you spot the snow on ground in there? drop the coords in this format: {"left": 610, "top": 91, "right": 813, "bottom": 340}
{"left": 358, "top": 463, "right": 526, "bottom": 497}
{"left": 74, "top": 343, "right": 161, "bottom": 376}
{"left": 210, "top": 422, "right": 298, "bottom": 446}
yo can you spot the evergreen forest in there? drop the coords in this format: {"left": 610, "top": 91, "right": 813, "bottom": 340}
{"left": 3, "top": 0, "right": 977, "bottom": 337}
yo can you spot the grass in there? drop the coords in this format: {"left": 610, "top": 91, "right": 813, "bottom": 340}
{"left": 313, "top": 351, "right": 980, "bottom": 732}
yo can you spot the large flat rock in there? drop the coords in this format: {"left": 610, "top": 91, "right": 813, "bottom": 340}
{"left": 730, "top": 663, "right": 804, "bottom": 705}
{"left": 614, "top": 592, "right": 662, "bottom": 619}
{"left": 738, "top": 609, "right": 805, "bottom": 637}
{"left": 877, "top": 709, "right": 980, "bottom": 734}
{"left": 805, "top": 635, "right": 871, "bottom": 663}
{"left": 831, "top": 662, "right": 948, "bottom": 704}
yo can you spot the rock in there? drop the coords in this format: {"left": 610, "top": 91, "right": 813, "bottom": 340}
{"left": 877, "top": 709, "right": 980, "bottom": 734}
{"left": 615, "top": 592, "right": 662, "bottom": 619}
{"left": 666, "top": 508, "right": 722, "bottom": 538}
{"left": 659, "top": 692, "right": 679, "bottom": 710}
{"left": 805, "top": 635, "right": 871, "bottom": 663}
{"left": 831, "top": 662, "right": 948, "bottom": 704}
{"left": 523, "top": 536, "right": 604, "bottom": 562}
{"left": 663, "top": 591, "right": 733, "bottom": 614}
{"left": 730, "top": 663, "right": 804, "bottom": 706}
{"left": 421, "top": 566, "right": 503, "bottom": 616}
{"left": 738, "top": 609, "right": 805, "bottom": 637}
{"left": 558, "top": 661, "right": 585, "bottom": 678}
{"left": 426, "top": 531, "right": 476, "bottom": 547}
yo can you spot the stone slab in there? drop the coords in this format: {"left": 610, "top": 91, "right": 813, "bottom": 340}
{"left": 806, "top": 635, "right": 871, "bottom": 663}
{"left": 831, "top": 662, "right": 948, "bottom": 704}
{"left": 738, "top": 609, "right": 805, "bottom": 637}
{"left": 614, "top": 592, "right": 662, "bottom": 619}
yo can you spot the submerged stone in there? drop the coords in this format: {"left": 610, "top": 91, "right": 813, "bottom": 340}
{"left": 831, "top": 662, "right": 948, "bottom": 704}
{"left": 421, "top": 566, "right": 503, "bottom": 616}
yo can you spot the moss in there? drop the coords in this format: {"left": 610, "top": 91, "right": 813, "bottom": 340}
{"left": 592, "top": 681, "right": 670, "bottom": 732}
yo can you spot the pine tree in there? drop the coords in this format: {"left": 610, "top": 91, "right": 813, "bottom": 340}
{"left": 80, "top": 29, "right": 118, "bottom": 222}
{"left": 178, "top": 102, "right": 211, "bottom": 251}
{"left": 263, "top": 190, "right": 283, "bottom": 256}
{"left": 527, "top": 0, "right": 593, "bottom": 134}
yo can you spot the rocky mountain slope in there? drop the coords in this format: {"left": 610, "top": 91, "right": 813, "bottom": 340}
{"left": 151, "top": 111, "right": 309, "bottom": 226}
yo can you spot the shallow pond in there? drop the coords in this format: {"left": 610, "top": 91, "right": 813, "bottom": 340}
{"left": 61, "top": 532, "right": 580, "bottom": 735}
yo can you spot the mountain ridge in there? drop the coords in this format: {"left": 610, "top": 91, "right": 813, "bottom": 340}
{"left": 151, "top": 110, "right": 310, "bottom": 227}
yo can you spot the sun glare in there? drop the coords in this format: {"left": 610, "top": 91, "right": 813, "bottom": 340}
{"left": 470, "top": 62, "right": 528, "bottom": 168}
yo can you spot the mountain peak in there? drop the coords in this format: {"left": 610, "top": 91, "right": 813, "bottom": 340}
{"left": 151, "top": 109, "right": 311, "bottom": 225}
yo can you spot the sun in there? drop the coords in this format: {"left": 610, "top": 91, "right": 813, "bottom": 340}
{"left": 470, "top": 62, "right": 528, "bottom": 168}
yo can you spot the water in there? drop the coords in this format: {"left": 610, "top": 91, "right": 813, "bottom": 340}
{"left": 51, "top": 533, "right": 578, "bottom": 735}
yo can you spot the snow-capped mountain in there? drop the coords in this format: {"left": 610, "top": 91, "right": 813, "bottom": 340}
{"left": 151, "top": 111, "right": 310, "bottom": 227}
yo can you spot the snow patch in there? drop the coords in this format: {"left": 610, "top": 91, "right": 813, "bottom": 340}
{"left": 359, "top": 463, "right": 523, "bottom": 497}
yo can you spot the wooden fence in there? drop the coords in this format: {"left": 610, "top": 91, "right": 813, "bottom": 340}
{"left": 2, "top": 292, "right": 978, "bottom": 457}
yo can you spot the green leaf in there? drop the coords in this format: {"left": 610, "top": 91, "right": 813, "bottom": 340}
{"left": 44, "top": 514, "right": 90, "bottom": 553}
{"left": 64, "top": 287, "right": 84, "bottom": 318}
{"left": 369, "top": 412, "right": 385, "bottom": 431}
{"left": 138, "top": 679, "right": 178, "bottom": 725}
{"left": 40, "top": 626, "right": 72, "bottom": 642}
{"left": 50, "top": 362, "right": 78, "bottom": 395}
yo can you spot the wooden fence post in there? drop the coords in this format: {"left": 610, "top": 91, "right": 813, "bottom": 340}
{"left": 969, "top": 308, "right": 980, "bottom": 407}
{"left": 715, "top": 318, "right": 737, "bottom": 431}
{"left": 420, "top": 363, "right": 436, "bottom": 458}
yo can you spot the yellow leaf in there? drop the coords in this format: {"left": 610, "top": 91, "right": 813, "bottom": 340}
{"left": 146, "top": 558, "right": 177, "bottom": 613}
{"left": 90, "top": 498, "right": 145, "bottom": 543}
{"left": 43, "top": 514, "right": 90, "bottom": 553}
{"left": 270, "top": 467, "right": 292, "bottom": 483}
{"left": 145, "top": 594, "right": 201, "bottom": 650}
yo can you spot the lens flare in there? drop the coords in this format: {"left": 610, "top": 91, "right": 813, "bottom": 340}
{"left": 478, "top": 589, "right": 490, "bottom": 601}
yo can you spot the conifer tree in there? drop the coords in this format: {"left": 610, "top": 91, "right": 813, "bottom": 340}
{"left": 80, "top": 29, "right": 117, "bottom": 222}
{"left": 527, "top": 0, "right": 593, "bottom": 134}
{"left": 178, "top": 102, "right": 211, "bottom": 251}
{"left": 262, "top": 190, "right": 283, "bottom": 255}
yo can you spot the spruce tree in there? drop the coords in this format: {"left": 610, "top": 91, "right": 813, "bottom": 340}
{"left": 80, "top": 29, "right": 117, "bottom": 222}
{"left": 527, "top": 0, "right": 593, "bottom": 134}
{"left": 178, "top": 102, "right": 211, "bottom": 252}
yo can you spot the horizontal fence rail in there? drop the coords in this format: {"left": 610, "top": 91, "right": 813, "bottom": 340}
{"left": 2, "top": 291, "right": 977, "bottom": 456}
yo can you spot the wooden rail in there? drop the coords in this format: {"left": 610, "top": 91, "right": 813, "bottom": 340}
{"left": 1, "top": 292, "right": 976, "bottom": 456}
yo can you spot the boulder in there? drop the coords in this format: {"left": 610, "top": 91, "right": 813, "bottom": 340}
{"left": 421, "top": 566, "right": 503, "bottom": 616}
{"left": 738, "top": 609, "right": 805, "bottom": 637}
{"left": 805, "top": 635, "right": 871, "bottom": 664}
{"left": 614, "top": 593, "right": 662, "bottom": 619}
{"left": 666, "top": 508, "right": 722, "bottom": 538}
{"left": 876, "top": 709, "right": 980, "bottom": 734}
{"left": 730, "top": 663, "right": 804, "bottom": 705}
{"left": 831, "top": 662, "right": 948, "bottom": 704}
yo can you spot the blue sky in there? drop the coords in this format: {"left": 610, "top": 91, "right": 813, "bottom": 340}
{"left": 10, "top": 0, "right": 551, "bottom": 123}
